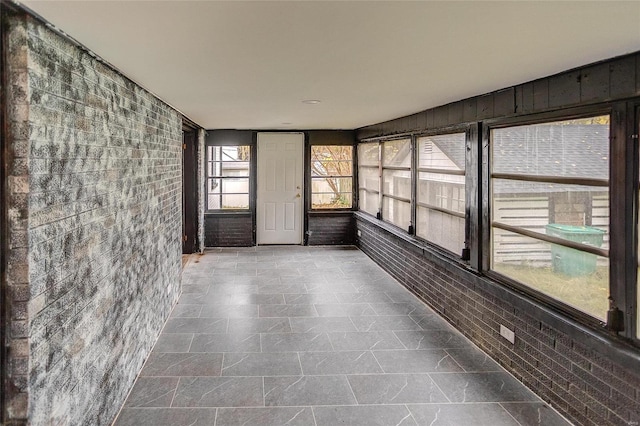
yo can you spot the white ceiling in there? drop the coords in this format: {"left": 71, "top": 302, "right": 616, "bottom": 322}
{"left": 20, "top": 1, "right": 640, "bottom": 130}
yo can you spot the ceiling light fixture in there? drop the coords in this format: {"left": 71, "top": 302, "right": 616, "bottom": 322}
{"left": 302, "top": 99, "right": 321, "bottom": 105}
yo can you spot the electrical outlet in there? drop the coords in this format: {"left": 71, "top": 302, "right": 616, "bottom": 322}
{"left": 500, "top": 324, "right": 515, "bottom": 344}
{"left": 357, "top": 230, "right": 362, "bottom": 237}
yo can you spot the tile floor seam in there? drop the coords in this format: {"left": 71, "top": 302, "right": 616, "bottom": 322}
{"left": 212, "top": 407, "right": 218, "bottom": 426}
{"left": 370, "top": 350, "right": 386, "bottom": 373}
{"left": 344, "top": 374, "right": 360, "bottom": 406}
{"left": 310, "top": 405, "right": 319, "bottom": 426}
{"left": 168, "top": 377, "right": 181, "bottom": 408}
{"left": 498, "top": 402, "right": 525, "bottom": 426}
{"left": 443, "top": 348, "right": 466, "bottom": 372}
{"left": 427, "top": 372, "right": 453, "bottom": 404}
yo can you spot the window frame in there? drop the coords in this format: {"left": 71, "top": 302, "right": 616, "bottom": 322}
{"left": 414, "top": 128, "right": 471, "bottom": 257}
{"left": 481, "top": 105, "right": 626, "bottom": 330}
{"left": 380, "top": 137, "right": 413, "bottom": 232}
{"left": 356, "top": 141, "right": 382, "bottom": 218}
{"left": 205, "top": 141, "right": 253, "bottom": 213}
{"left": 308, "top": 143, "right": 355, "bottom": 211}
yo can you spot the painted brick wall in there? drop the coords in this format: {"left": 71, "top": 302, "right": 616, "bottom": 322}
{"left": 204, "top": 214, "right": 253, "bottom": 247}
{"left": 356, "top": 215, "right": 640, "bottom": 426}
{"left": 307, "top": 213, "right": 355, "bottom": 245}
{"left": 4, "top": 13, "right": 183, "bottom": 425}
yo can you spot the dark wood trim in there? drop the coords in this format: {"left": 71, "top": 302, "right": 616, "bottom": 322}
{"left": 182, "top": 130, "right": 198, "bottom": 253}
{"left": 251, "top": 132, "right": 257, "bottom": 246}
{"left": 480, "top": 121, "right": 490, "bottom": 272}
{"left": 633, "top": 104, "right": 640, "bottom": 341}
{"left": 465, "top": 124, "right": 479, "bottom": 263}
{"left": 304, "top": 132, "right": 311, "bottom": 245}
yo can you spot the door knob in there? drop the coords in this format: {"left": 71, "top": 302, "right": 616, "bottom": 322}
{"left": 296, "top": 194, "right": 301, "bottom": 198}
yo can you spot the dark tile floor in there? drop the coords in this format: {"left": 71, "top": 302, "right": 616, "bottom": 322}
{"left": 114, "top": 246, "right": 572, "bottom": 426}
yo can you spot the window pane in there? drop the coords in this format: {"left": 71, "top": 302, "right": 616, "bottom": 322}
{"left": 417, "top": 206, "right": 464, "bottom": 254}
{"left": 383, "top": 139, "right": 411, "bottom": 167}
{"left": 492, "top": 179, "right": 609, "bottom": 250}
{"left": 358, "top": 142, "right": 379, "bottom": 166}
{"left": 492, "top": 116, "right": 609, "bottom": 180}
{"left": 492, "top": 227, "right": 608, "bottom": 321}
{"left": 311, "top": 161, "right": 352, "bottom": 177}
{"left": 382, "top": 169, "right": 411, "bottom": 200}
{"left": 418, "top": 133, "right": 465, "bottom": 171}
{"left": 214, "top": 161, "right": 249, "bottom": 177}
{"left": 359, "top": 189, "right": 379, "bottom": 216}
{"left": 311, "top": 177, "right": 353, "bottom": 208}
{"left": 311, "top": 146, "right": 353, "bottom": 210}
{"left": 313, "top": 193, "right": 353, "bottom": 209}
{"left": 382, "top": 197, "right": 411, "bottom": 230}
{"left": 209, "top": 194, "right": 249, "bottom": 210}
{"left": 206, "top": 145, "right": 250, "bottom": 210}
{"left": 418, "top": 172, "right": 465, "bottom": 213}
{"left": 207, "top": 177, "right": 249, "bottom": 210}
{"left": 358, "top": 167, "right": 379, "bottom": 192}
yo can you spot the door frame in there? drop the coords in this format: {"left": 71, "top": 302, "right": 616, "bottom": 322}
{"left": 182, "top": 126, "right": 199, "bottom": 253}
{"left": 256, "top": 132, "right": 305, "bottom": 245}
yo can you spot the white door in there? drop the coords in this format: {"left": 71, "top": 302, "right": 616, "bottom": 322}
{"left": 257, "top": 132, "right": 304, "bottom": 244}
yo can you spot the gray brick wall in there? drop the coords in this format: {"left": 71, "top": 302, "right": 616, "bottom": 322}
{"left": 356, "top": 215, "right": 640, "bottom": 426}
{"left": 4, "top": 13, "right": 183, "bottom": 425}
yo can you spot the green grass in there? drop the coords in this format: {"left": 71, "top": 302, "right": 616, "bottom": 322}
{"left": 493, "top": 263, "right": 608, "bottom": 321}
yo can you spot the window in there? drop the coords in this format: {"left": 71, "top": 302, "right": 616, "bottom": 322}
{"left": 358, "top": 142, "right": 380, "bottom": 216}
{"left": 311, "top": 145, "right": 353, "bottom": 209}
{"left": 206, "top": 145, "right": 250, "bottom": 211}
{"left": 490, "top": 115, "right": 610, "bottom": 320}
{"left": 382, "top": 138, "right": 412, "bottom": 230}
{"left": 416, "top": 133, "right": 466, "bottom": 254}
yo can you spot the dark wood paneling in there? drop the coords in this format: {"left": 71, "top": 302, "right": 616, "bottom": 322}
{"left": 515, "top": 82, "right": 534, "bottom": 115}
{"left": 433, "top": 105, "right": 448, "bottom": 128}
{"left": 476, "top": 93, "right": 494, "bottom": 119}
{"left": 426, "top": 109, "right": 434, "bottom": 129}
{"left": 548, "top": 71, "right": 580, "bottom": 108}
{"left": 532, "top": 79, "right": 549, "bottom": 111}
{"left": 493, "top": 88, "right": 514, "bottom": 117}
{"left": 463, "top": 98, "right": 477, "bottom": 123}
{"left": 580, "top": 64, "right": 610, "bottom": 103}
{"left": 308, "top": 213, "right": 355, "bottom": 245}
{"left": 207, "top": 129, "right": 253, "bottom": 145}
{"left": 204, "top": 214, "right": 253, "bottom": 247}
{"left": 416, "top": 111, "right": 427, "bottom": 130}
{"left": 308, "top": 130, "right": 355, "bottom": 145}
{"left": 356, "top": 52, "right": 640, "bottom": 140}
{"left": 448, "top": 101, "right": 464, "bottom": 125}
{"left": 610, "top": 56, "right": 636, "bottom": 99}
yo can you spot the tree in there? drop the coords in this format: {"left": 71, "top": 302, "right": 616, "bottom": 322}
{"left": 311, "top": 146, "right": 353, "bottom": 207}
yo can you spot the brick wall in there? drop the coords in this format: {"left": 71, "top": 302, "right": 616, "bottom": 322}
{"left": 356, "top": 215, "right": 640, "bottom": 426}
{"left": 204, "top": 214, "right": 253, "bottom": 247}
{"left": 307, "top": 213, "right": 355, "bottom": 245}
{"left": 4, "top": 12, "right": 183, "bottom": 425}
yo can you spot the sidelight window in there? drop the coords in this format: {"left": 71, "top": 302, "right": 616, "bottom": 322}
{"left": 311, "top": 145, "right": 353, "bottom": 209}
{"left": 206, "top": 145, "right": 250, "bottom": 211}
